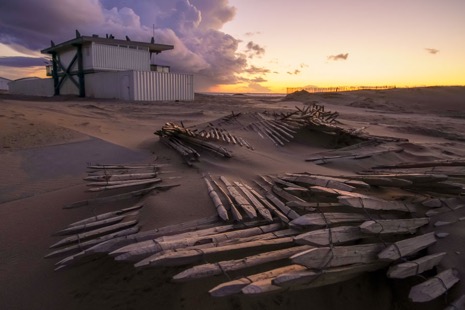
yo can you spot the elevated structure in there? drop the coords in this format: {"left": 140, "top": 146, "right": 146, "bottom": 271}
{"left": 9, "top": 31, "right": 194, "bottom": 101}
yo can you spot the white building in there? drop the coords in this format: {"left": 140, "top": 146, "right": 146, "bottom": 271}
{"left": 0, "top": 77, "right": 11, "bottom": 91}
{"left": 9, "top": 32, "right": 194, "bottom": 101}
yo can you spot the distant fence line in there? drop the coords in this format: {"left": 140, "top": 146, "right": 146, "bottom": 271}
{"left": 286, "top": 85, "right": 396, "bottom": 94}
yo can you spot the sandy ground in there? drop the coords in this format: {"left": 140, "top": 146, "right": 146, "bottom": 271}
{"left": 0, "top": 87, "right": 464, "bottom": 309}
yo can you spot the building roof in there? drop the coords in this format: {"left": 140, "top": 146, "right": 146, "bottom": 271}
{"left": 41, "top": 35, "right": 174, "bottom": 54}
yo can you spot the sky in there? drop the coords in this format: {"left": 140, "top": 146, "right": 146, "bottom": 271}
{"left": 0, "top": 0, "right": 464, "bottom": 93}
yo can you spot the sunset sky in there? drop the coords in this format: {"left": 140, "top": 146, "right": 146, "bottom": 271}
{"left": 1, "top": 0, "right": 464, "bottom": 93}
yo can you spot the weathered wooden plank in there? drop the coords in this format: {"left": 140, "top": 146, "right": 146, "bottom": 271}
{"left": 54, "top": 215, "right": 126, "bottom": 236}
{"left": 291, "top": 243, "right": 385, "bottom": 269}
{"left": 309, "top": 186, "right": 368, "bottom": 198}
{"left": 84, "top": 172, "right": 158, "bottom": 182}
{"left": 339, "top": 196, "right": 418, "bottom": 212}
{"left": 87, "top": 164, "right": 165, "bottom": 170}
{"left": 244, "top": 184, "right": 289, "bottom": 223}
{"left": 409, "top": 269, "right": 460, "bottom": 302}
{"left": 172, "top": 245, "right": 312, "bottom": 282}
{"left": 387, "top": 252, "right": 447, "bottom": 279}
{"left": 378, "top": 232, "right": 437, "bottom": 261}
{"left": 44, "top": 226, "right": 140, "bottom": 259}
{"left": 211, "top": 179, "right": 243, "bottom": 222}
{"left": 295, "top": 226, "right": 367, "bottom": 246}
{"left": 136, "top": 235, "right": 296, "bottom": 268}
{"left": 49, "top": 220, "right": 138, "bottom": 249}
{"left": 73, "top": 215, "right": 221, "bottom": 255}
{"left": 281, "top": 174, "right": 356, "bottom": 192}
{"left": 273, "top": 262, "right": 388, "bottom": 287}
{"left": 290, "top": 212, "right": 366, "bottom": 229}
{"left": 112, "top": 223, "right": 283, "bottom": 262}
{"left": 86, "top": 178, "right": 162, "bottom": 192}
{"left": 253, "top": 180, "right": 300, "bottom": 220}
{"left": 204, "top": 177, "right": 229, "bottom": 221}
{"left": 209, "top": 264, "right": 306, "bottom": 297}
{"left": 374, "top": 159, "right": 465, "bottom": 169}
{"left": 360, "top": 218, "right": 430, "bottom": 235}
{"left": 220, "top": 176, "right": 257, "bottom": 218}
{"left": 235, "top": 181, "right": 273, "bottom": 222}
{"left": 272, "top": 185, "right": 307, "bottom": 203}
{"left": 67, "top": 204, "right": 143, "bottom": 227}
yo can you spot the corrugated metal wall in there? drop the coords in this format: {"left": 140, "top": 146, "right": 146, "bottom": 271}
{"left": 0, "top": 78, "right": 10, "bottom": 91}
{"left": 9, "top": 71, "right": 194, "bottom": 101}
{"left": 132, "top": 71, "right": 194, "bottom": 101}
{"left": 9, "top": 78, "right": 54, "bottom": 96}
{"left": 91, "top": 43, "right": 150, "bottom": 72}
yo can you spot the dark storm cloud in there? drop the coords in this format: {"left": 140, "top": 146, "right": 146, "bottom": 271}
{"left": 0, "top": 0, "right": 254, "bottom": 89}
{"left": 327, "top": 53, "right": 349, "bottom": 61}
{"left": 0, "top": 56, "right": 48, "bottom": 67}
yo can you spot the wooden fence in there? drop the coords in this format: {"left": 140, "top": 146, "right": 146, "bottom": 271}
{"left": 287, "top": 85, "right": 396, "bottom": 94}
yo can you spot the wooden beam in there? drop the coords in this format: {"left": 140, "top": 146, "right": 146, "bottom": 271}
{"left": 409, "top": 269, "right": 460, "bottom": 302}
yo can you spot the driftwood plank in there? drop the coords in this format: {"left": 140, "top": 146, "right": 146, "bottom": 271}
{"left": 204, "top": 177, "right": 229, "bottom": 221}
{"left": 172, "top": 245, "right": 312, "bottom": 282}
{"left": 244, "top": 184, "right": 289, "bottom": 223}
{"left": 374, "top": 159, "right": 465, "bottom": 169}
{"left": 309, "top": 186, "right": 368, "bottom": 198}
{"left": 112, "top": 223, "right": 283, "bottom": 262}
{"left": 220, "top": 176, "right": 257, "bottom": 218}
{"left": 86, "top": 178, "right": 162, "bottom": 192}
{"left": 211, "top": 179, "right": 243, "bottom": 222}
{"left": 339, "top": 196, "right": 417, "bottom": 212}
{"left": 253, "top": 180, "right": 300, "bottom": 220}
{"left": 49, "top": 220, "right": 138, "bottom": 249}
{"left": 73, "top": 215, "right": 221, "bottom": 255}
{"left": 360, "top": 218, "right": 430, "bottom": 235}
{"left": 235, "top": 181, "right": 273, "bottom": 222}
{"left": 273, "top": 262, "right": 388, "bottom": 288}
{"left": 44, "top": 226, "right": 140, "bottom": 259}
{"left": 280, "top": 174, "right": 356, "bottom": 192}
{"left": 241, "top": 262, "right": 388, "bottom": 295}
{"left": 67, "top": 204, "right": 143, "bottom": 227}
{"left": 387, "top": 252, "right": 447, "bottom": 279}
{"left": 295, "top": 226, "right": 367, "bottom": 246}
{"left": 84, "top": 172, "right": 158, "bottom": 182}
{"left": 409, "top": 269, "right": 460, "bottom": 302}
{"left": 54, "top": 215, "right": 126, "bottom": 236}
{"left": 290, "top": 212, "right": 366, "bottom": 229}
{"left": 291, "top": 243, "right": 385, "bottom": 269}
{"left": 209, "top": 264, "right": 306, "bottom": 297}
{"left": 378, "top": 232, "right": 437, "bottom": 261}
{"left": 136, "top": 235, "right": 296, "bottom": 268}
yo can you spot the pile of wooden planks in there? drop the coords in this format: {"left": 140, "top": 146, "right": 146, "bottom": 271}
{"left": 45, "top": 162, "right": 180, "bottom": 269}
{"left": 48, "top": 168, "right": 464, "bottom": 303}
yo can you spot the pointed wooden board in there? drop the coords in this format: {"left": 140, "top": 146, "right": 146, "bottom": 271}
{"left": 387, "top": 252, "right": 447, "bottom": 279}
{"left": 378, "top": 232, "right": 436, "bottom": 261}
{"left": 409, "top": 268, "right": 460, "bottom": 302}
{"left": 291, "top": 243, "right": 385, "bottom": 269}
{"left": 295, "top": 226, "right": 366, "bottom": 246}
{"left": 339, "top": 196, "right": 418, "bottom": 212}
{"left": 360, "top": 218, "right": 430, "bottom": 234}
{"left": 290, "top": 212, "right": 366, "bottom": 228}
